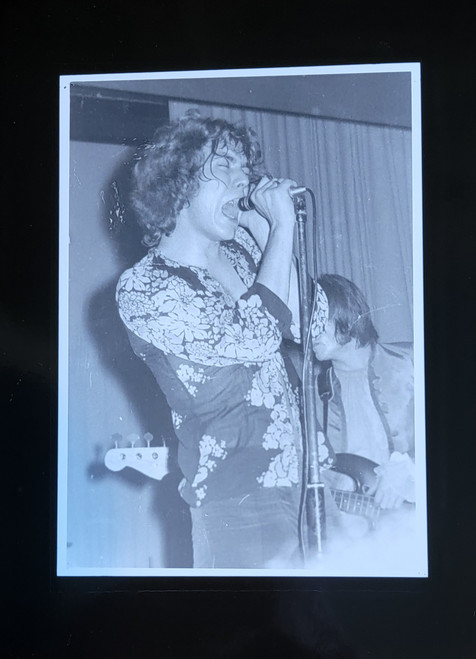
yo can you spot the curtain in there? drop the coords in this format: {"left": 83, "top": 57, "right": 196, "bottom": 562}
{"left": 169, "top": 100, "right": 413, "bottom": 343}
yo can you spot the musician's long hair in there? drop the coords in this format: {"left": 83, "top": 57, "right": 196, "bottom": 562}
{"left": 131, "top": 110, "right": 264, "bottom": 247}
{"left": 318, "top": 274, "right": 379, "bottom": 348}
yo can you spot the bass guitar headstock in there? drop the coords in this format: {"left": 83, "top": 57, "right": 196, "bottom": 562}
{"left": 104, "top": 432, "right": 169, "bottom": 481}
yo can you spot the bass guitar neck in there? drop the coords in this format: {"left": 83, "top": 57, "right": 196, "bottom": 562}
{"left": 329, "top": 452, "right": 381, "bottom": 525}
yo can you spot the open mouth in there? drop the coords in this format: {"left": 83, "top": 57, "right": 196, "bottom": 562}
{"left": 221, "top": 198, "right": 240, "bottom": 221}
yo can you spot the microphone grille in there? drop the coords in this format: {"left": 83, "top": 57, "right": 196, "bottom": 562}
{"left": 238, "top": 194, "right": 254, "bottom": 212}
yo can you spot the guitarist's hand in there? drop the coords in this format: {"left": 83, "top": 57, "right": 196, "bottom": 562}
{"left": 371, "top": 452, "right": 416, "bottom": 508}
{"left": 368, "top": 478, "right": 405, "bottom": 510}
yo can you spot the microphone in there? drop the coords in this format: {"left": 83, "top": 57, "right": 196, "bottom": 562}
{"left": 238, "top": 185, "right": 308, "bottom": 211}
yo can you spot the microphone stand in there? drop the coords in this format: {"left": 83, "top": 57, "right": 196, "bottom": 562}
{"left": 294, "top": 193, "right": 326, "bottom": 560}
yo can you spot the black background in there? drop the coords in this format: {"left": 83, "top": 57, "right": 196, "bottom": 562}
{"left": 3, "top": 3, "right": 475, "bottom": 657}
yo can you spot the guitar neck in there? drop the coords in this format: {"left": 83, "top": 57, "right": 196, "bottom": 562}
{"left": 331, "top": 488, "right": 379, "bottom": 520}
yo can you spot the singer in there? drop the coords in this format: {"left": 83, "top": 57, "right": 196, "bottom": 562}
{"left": 116, "top": 110, "right": 334, "bottom": 568}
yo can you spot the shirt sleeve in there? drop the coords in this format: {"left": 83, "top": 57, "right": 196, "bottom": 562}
{"left": 310, "top": 283, "right": 329, "bottom": 347}
{"left": 290, "top": 280, "right": 328, "bottom": 348}
{"left": 116, "top": 265, "right": 291, "bottom": 367}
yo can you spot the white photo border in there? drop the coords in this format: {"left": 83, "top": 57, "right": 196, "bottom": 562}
{"left": 57, "top": 63, "right": 426, "bottom": 578}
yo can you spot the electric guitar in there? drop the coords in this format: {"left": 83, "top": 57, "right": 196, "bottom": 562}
{"left": 328, "top": 452, "right": 381, "bottom": 526}
{"left": 104, "top": 433, "right": 170, "bottom": 481}
{"left": 104, "top": 440, "right": 380, "bottom": 524}
{"left": 317, "top": 367, "right": 381, "bottom": 526}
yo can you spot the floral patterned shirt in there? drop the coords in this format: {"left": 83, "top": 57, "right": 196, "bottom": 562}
{"left": 116, "top": 228, "right": 333, "bottom": 507}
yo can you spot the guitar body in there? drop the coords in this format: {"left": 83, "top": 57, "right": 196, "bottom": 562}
{"left": 327, "top": 453, "right": 381, "bottom": 526}
{"left": 331, "top": 452, "right": 379, "bottom": 495}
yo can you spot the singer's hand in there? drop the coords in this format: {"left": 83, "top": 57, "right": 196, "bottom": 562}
{"left": 238, "top": 206, "right": 270, "bottom": 251}
{"left": 249, "top": 176, "right": 297, "bottom": 233}
{"left": 247, "top": 175, "right": 300, "bottom": 315}
{"left": 237, "top": 205, "right": 262, "bottom": 230}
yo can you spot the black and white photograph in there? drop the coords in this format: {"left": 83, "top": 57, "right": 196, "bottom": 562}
{"left": 57, "top": 64, "right": 427, "bottom": 577}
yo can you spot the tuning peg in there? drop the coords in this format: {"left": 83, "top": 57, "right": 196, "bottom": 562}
{"left": 127, "top": 432, "right": 140, "bottom": 448}
{"left": 111, "top": 432, "right": 123, "bottom": 448}
{"left": 144, "top": 432, "right": 153, "bottom": 447}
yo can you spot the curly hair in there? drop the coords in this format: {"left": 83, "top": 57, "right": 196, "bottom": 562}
{"left": 131, "top": 110, "right": 265, "bottom": 246}
{"left": 318, "top": 274, "right": 379, "bottom": 348}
